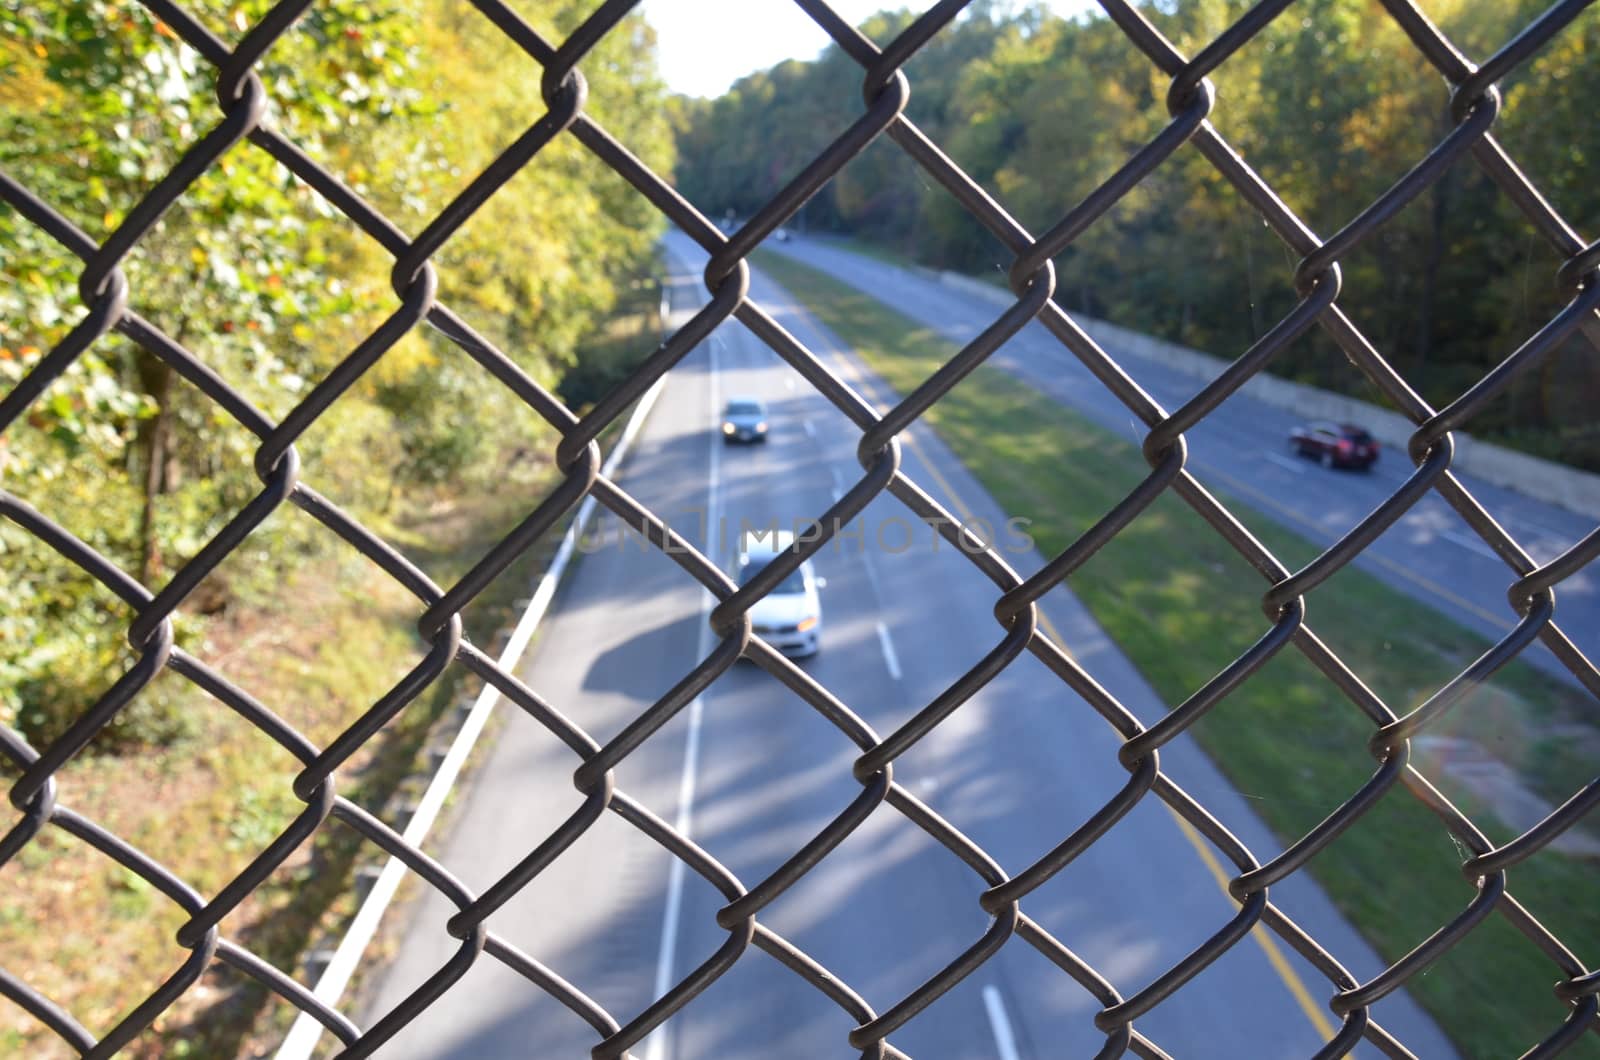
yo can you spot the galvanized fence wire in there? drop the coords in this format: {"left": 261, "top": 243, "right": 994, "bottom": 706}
{"left": 1, "top": 0, "right": 1598, "bottom": 1056}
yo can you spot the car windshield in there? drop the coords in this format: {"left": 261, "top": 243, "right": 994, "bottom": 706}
{"left": 740, "top": 559, "right": 806, "bottom": 594}
{"left": 725, "top": 401, "right": 763, "bottom": 417}
{"left": 1344, "top": 429, "right": 1374, "bottom": 443}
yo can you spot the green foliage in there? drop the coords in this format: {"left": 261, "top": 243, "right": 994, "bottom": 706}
{"left": 761, "top": 247, "right": 1600, "bottom": 1060}
{"left": 0, "top": 1, "right": 672, "bottom": 749}
{"left": 674, "top": 0, "right": 1600, "bottom": 468}
{"left": 556, "top": 274, "right": 664, "bottom": 413}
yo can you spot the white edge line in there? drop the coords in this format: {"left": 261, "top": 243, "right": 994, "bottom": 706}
{"left": 981, "top": 985, "right": 1022, "bottom": 1060}
{"left": 1263, "top": 451, "right": 1307, "bottom": 475}
{"left": 875, "top": 621, "right": 902, "bottom": 681}
{"left": 275, "top": 371, "right": 670, "bottom": 1060}
{"left": 643, "top": 692, "right": 704, "bottom": 1060}
{"left": 642, "top": 303, "right": 722, "bottom": 1060}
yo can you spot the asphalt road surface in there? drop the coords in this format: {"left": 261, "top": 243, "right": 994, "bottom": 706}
{"left": 765, "top": 236, "right": 1600, "bottom": 690}
{"left": 366, "top": 232, "right": 1456, "bottom": 1058}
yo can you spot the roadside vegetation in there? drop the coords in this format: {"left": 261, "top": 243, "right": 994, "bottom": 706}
{"left": 0, "top": 0, "right": 669, "bottom": 1052}
{"left": 757, "top": 248, "right": 1599, "bottom": 1060}
{"left": 676, "top": 1, "right": 1600, "bottom": 469}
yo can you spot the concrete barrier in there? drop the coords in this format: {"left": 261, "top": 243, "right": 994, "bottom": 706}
{"left": 938, "top": 271, "right": 1600, "bottom": 520}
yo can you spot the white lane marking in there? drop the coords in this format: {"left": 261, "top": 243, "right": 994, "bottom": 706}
{"left": 1440, "top": 527, "right": 1498, "bottom": 560}
{"left": 981, "top": 985, "right": 1022, "bottom": 1060}
{"left": 645, "top": 693, "right": 704, "bottom": 1060}
{"left": 803, "top": 418, "right": 816, "bottom": 439}
{"left": 274, "top": 380, "right": 672, "bottom": 1060}
{"left": 784, "top": 373, "right": 796, "bottom": 391}
{"left": 643, "top": 322, "right": 725, "bottom": 1060}
{"left": 856, "top": 538, "right": 886, "bottom": 600}
{"left": 875, "top": 621, "right": 902, "bottom": 681}
{"left": 831, "top": 487, "right": 843, "bottom": 502}
{"left": 1264, "top": 451, "right": 1307, "bottom": 475}
{"left": 799, "top": 315, "right": 905, "bottom": 634}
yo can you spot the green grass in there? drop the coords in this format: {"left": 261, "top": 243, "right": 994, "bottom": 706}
{"left": 755, "top": 248, "right": 1600, "bottom": 1060}
{"left": 812, "top": 233, "right": 927, "bottom": 270}
{"left": 0, "top": 348, "right": 658, "bottom": 1059}
{"left": 558, "top": 272, "right": 667, "bottom": 413}
{"left": 0, "top": 454, "right": 579, "bottom": 1059}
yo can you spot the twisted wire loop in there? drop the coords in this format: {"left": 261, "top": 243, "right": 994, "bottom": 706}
{"left": 1, "top": 0, "right": 1597, "bottom": 1056}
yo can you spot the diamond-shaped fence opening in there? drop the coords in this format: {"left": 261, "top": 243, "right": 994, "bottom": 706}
{"left": 2, "top": 0, "right": 1598, "bottom": 1057}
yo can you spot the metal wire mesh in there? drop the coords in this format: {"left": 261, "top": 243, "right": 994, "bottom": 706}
{"left": 2, "top": 0, "right": 1599, "bottom": 1057}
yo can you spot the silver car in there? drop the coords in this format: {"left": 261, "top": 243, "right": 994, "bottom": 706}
{"left": 737, "top": 530, "right": 823, "bottom": 656}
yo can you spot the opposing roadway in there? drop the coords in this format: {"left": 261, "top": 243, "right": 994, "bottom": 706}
{"left": 765, "top": 237, "right": 1599, "bottom": 686}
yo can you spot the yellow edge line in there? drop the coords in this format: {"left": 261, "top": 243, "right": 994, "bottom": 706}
{"left": 796, "top": 285, "right": 1334, "bottom": 1037}
{"left": 1168, "top": 810, "right": 1338, "bottom": 1039}
{"left": 900, "top": 433, "right": 1078, "bottom": 663}
{"left": 907, "top": 430, "right": 1335, "bottom": 1041}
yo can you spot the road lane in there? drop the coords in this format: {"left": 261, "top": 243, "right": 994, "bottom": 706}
{"left": 766, "top": 236, "right": 1600, "bottom": 683}
{"left": 716, "top": 235, "right": 1454, "bottom": 1058}
{"left": 364, "top": 233, "right": 1456, "bottom": 1058}
{"left": 366, "top": 265, "right": 720, "bottom": 1057}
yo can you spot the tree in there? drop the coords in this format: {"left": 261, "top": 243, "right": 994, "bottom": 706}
{"left": 0, "top": 0, "right": 673, "bottom": 746}
{"left": 669, "top": 0, "right": 1600, "bottom": 467}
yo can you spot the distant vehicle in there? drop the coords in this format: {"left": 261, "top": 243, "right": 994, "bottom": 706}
{"left": 1289, "top": 421, "right": 1379, "bottom": 470}
{"left": 738, "top": 530, "right": 824, "bottom": 657}
{"left": 721, "top": 397, "right": 768, "bottom": 444}
{"left": 774, "top": 226, "right": 792, "bottom": 242}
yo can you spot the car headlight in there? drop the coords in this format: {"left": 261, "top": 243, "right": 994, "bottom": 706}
{"left": 722, "top": 422, "right": 735, "bottom": 434}
{"left": 755, "top": 421, "right": 768, "bottom": 432}
{"left": 796, "top": 615, "right": 818, "bottom": 632}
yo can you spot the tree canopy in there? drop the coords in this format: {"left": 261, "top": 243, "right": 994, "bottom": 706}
{"left": 672, "top": 1, "right": 1599, "bottom": 468}
{"left": 0, "top": 0, "right": 672, "bottom": 746}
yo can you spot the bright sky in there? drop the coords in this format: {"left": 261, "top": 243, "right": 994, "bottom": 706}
{"left": 639, "top": 0, "right": 1096, "bottom": 99}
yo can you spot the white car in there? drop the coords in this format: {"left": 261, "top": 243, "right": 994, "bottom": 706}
{"left": 737, "top": 530, "right": 823, "bottom": 656}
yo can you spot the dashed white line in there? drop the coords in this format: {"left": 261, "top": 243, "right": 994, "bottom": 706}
{"left": 803, "top": 418, "right": 816, "bottom": 439}
{"left": 1440, "top": 527, "right": 1498, "bottom": 560}
{"left": 643, "top": 316, "right": 725, "bottom": 1060}
{"left": 981, "top": 985, "right": 1022, "bottom": 1060}
{"left": 784, "top": 373, "right": 796, "bottom": 391}
{"left": 1264, "top": 451, "right": 1307, "bottom": 474}
{"left": 875, "top": 621, "right": 902, "bottom": 681}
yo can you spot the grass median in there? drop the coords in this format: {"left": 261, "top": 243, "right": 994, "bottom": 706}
{"left": 755, "top": 248, "right": 1599, "bottom": 1060}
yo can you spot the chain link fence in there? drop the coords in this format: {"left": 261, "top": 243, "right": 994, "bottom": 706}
{"left": 3, "top": 0, "right": 1599, "bottom": 1056}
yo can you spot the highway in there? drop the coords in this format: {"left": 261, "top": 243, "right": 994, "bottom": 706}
{"left": 364, "top": 232, "right": 1455, "bottom": 1058}
{"left": 765, "top": 237, "right": 1600, "bottom": 688}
